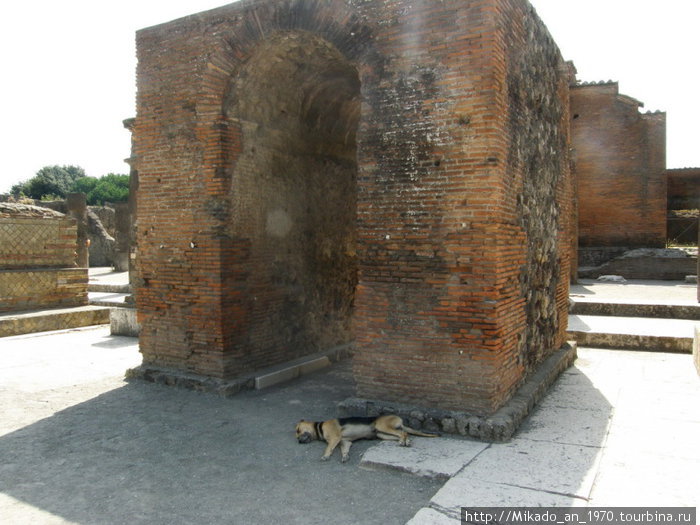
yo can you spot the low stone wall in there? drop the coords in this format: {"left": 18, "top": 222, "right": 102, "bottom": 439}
{"left": 0, "top": 268, "right": 88, "bottom": 313}
{"left": 0, "top": 203, "right": 87, "bottom": 314}
{"left": 0, "top": 210, "right": 78, "bottom": 269}
{"left": 580, "top": 248, "right": 697, "bottom": 280}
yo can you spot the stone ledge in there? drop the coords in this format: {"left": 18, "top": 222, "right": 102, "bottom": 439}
{"left": 126, "top": 343, "right": 353, "bottom": 396}
{"left": 338, "top": 342, "right": 577, "bottom": 442}
{"left": 0, "top": 305, "right": 110, "bottom": 337}
{"left": 570, "top": 301, "right": 700, "bottom": 321}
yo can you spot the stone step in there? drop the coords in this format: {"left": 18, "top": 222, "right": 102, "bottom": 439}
{"left": 88, "top": 291, "right": 131, "bottom": 308}
{"left": 88, "top": 282, "right": 131, "bottom": 293}
{"left": 567, "top": 314, "right": 696, "bottom": 353}
{"left": 0, "top": 305, "right": 111, "bottom": 338}
{"left": 570, "top": 300, "right": 700, "bottom": 320}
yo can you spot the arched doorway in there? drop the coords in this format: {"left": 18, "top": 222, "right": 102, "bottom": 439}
{"left": 223, "top": 31, "right": 361, "bottom": 371}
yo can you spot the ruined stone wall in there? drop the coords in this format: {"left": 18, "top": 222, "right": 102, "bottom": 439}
{"left": 0, "top": 203, "right": 87, "bottom": 312}
{"left": 133, "top": 0, "right": 572, "bottom": 415}
{"left": 570, "top": 82, "right": 667, "bottom": 248}
{"left": 504, "top": 0, "right": 574, "bottom": 377}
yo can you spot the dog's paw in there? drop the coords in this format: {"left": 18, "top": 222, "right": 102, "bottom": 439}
{"left": 400, "top": 439, "right": 411, "bottom": 447}
{"left": 320, "top": 455, "right": 330, "bottom": 461}
{"left": 341, "top": 455, "right": 349, "bottom": 463}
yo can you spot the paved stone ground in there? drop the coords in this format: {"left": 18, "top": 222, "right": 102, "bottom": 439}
{"left": 0, "top": 327, "right": 442, "bottom": 524}
{"left": 1, "top": 324, "right": 699, "bottom": 524}
{"left": 405, "top": 347, "right": 700, "bottom": 522}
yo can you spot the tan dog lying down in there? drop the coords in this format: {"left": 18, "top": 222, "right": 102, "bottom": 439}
{"left": 295, "top": 415, "right": 439, "bottom": 462}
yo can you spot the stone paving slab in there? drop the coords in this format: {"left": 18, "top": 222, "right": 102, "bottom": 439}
{"left": 426, "top": 477, "right": 586, "bottom": 520}
{"left": 516, "top": 405, "right": 612, "bottom": 447}
{"left": 458, "top": 439, "right": 602, "bottom": 499}
{"left": 360, "top": 438, "right": 489, "bottom": 480}
{"left": 400, "top": 347, "right": 699, "bottom": 522}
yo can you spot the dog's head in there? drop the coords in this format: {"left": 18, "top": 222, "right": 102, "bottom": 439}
{"left": 295, "top": 420, "right": 318, "bottom": 444}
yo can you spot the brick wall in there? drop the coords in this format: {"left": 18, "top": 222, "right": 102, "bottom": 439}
{"left": 134, "top": 0, "right": 573, "bottom": 415}
{"left": 570, "top": 82, "right": 667, "bottom": 248}
{"left": 0, "top": 268, "right": 88, "bottom": 313}
{"left": 667, "top": 168, "right": 700, "bottom": 211}
{"left": 0, "top": 203, "right": 87, "bottom": 312}
{"left": 0, "top": 215, "right": 78, "bottom": 269}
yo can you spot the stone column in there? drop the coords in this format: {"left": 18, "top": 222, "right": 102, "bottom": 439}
{"left": 66, "top": 193, "right": 89, "bottom": 267}
{"left": 113, "top": 202, "right": 130, "bottom": 272}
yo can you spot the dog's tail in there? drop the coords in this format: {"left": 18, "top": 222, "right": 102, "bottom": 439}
{"left": 404, "top": 426, "right": 440, "bottom": 438}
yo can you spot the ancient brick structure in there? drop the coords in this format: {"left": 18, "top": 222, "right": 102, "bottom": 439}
{"left": 667, "top": 168, "right": 700, "bottom": 211}
{"left": 132, "top": 0, "right": 574, "bottom": 415}
{"left": 666, "top": 167, "right": 699, "bottom": 245}
{"left": 570, "top": 81, "right": 666, "bottom": 257}
{"left": 0, "top": 203, "right": 87, "bottom": 313}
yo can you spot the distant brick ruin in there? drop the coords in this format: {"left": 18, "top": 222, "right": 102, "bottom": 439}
{"left": 666, "top": 168, "right": 699, "bottom": 245}
{"left": 129, "top": 0, "right": 576, "bottom": 417}
{"left": 570, "top": 81, "right": 667, "bottom": 266}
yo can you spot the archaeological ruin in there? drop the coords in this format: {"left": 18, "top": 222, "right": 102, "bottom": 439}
{"left": 128, "top": 0, "right": 576, "bottom": 425}
{"left": 0, "top": 202, "right": 87, "bottom": 314}
{"left": 570, "top": 80, "right": 667, "bottom": 268}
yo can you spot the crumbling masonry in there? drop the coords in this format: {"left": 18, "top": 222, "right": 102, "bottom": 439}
{"left": 130, "top": 0, "right": 575, "bottom": 416}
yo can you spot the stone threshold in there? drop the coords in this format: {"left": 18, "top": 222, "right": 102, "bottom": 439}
{"left": 338, "top": 342, "right": 577, "bottom": 443}
{"left": 126, "top": 343, "right": 354, "bottom": 396}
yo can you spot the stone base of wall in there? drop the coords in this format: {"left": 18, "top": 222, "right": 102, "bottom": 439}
{"left": 578, "top": 247, "right": 631, "bottom": 268}
{"left": 110, "top": 307, "right": 140, "bottom": 337}
{"left": 338, "top": 343, "right": 577, "bottom": 442}
{"left": 0, "top": 268, "right": 88, "bottom": 313}
{"left": 126, "top": 343, "right": 353, "bottom": 395}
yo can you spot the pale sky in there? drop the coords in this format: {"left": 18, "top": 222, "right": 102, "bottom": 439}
{"left": 1, "top": 0, "right": 697, "bottom": 193}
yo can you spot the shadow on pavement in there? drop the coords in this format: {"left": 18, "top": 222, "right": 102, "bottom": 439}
{"left": 0, "top": 361, "right": 442, "bottom": 525}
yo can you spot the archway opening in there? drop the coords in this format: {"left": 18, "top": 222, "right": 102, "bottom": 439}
{"left": 225, "top": 31, "right": 361, "bottom": 371}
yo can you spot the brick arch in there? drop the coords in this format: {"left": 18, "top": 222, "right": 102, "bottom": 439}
{"left": 219, "top": 29, "right": 362, "bottom": 375}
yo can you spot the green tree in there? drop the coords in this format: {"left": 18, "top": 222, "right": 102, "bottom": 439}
{"left": 75, "top": 173, "right": 130, "bottom": 205}
{"left": 11, "top": 165, "right": 86, "bottom": 200}
{"left": 71, "top": 176, "right": 99, "bottom": 197}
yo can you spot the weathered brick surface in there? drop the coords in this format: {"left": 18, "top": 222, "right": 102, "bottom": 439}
{"left": 0, "top": 268, "right": 88, "bottom": 313}
{"left": 133, "top": 0, "right": 573, "bottom": 414}
{"left": 667, "top": 168, "right": 700, "bottom": 211}
{"left": 570, "top": 82, "right": 666, "bottom": 248}
{"left": 0, "top": 203, "right": 87, "bottom": 313}
{"left": 0, "top": 217, "right": 78, "bottom": 270}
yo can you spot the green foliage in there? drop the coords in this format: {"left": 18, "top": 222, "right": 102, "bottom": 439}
{"left": 72, "top": 176, "right": 98, "bottom": 196}
{"left": 10, "top": 166, "right": 129, "bottom": 205}
{"left": 11, "top": 165, "right": 86, "bottom": 200}
{"left": 80, "top": 173, "right": 129, "bottom": 205}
